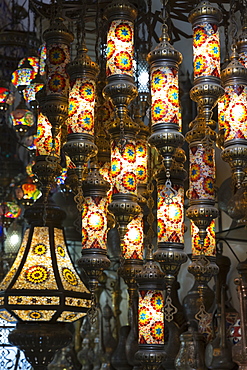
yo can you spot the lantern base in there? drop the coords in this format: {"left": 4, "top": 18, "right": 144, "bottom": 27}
{"left": 135, "top": 344, "right": 166, "bottom": 370}
{"left": 78, "top": 248, "right": 111, "bottom": 293}
{"left": 8, "top": 322, "right": 73, "bottom": 370}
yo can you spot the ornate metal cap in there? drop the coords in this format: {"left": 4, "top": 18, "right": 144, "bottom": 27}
{"left": 67, "top": 44, "right": 99, "bottom": 81}
{"left": 43, "top": 17, "right": 74, "bottom": 45}
{"left": 82, "top": 163, "right": 110, "bottom": 198}
{"left": 237, "top": 16, "right": 247, "bottom": 53}
{"left": 136, "top": 245, "right": 165, "bottom": 290}
{"left": 188, "top": 1, "right": 222, "bottom": 27}
{"left": 105, "top": 0, "right": 137, "bottom": 23}
{"left": 147, "top": 24, "right": 182, "bottom": 67}
{"left": 107, "top": 115, "right": 139, "bottom": 140}
{"left": 221, "top": 48, "right": 247, "bottom": 86}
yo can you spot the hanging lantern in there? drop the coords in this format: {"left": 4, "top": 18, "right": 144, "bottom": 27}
{"left": 0, "top": 196, "right": 91, "bottom": 368}
{"left": 135, "top": 246, "right": 166, "bottom": 370}
{"left": 103, "top": 0, "right": 138, "bottom": 122}
{"left": 10, "top": 103, "right": 35, "bottom": 136}
{"left": 1, "top": 201, "right": 21, "bottom": 229}
{"left": 221, "top": 49, "right": 247, "bottom": 188}
{"left": 0, "top": 83, "right": 14, "bottom": 112}
{"left": 15, "top": 180, "right": 41, "bottom": 207}
{"left": 78, "top": 164, "right": 111, "bottom": 293}
{"left": 11, "top": 59, "right": 35, "bottom": 92}
{"left": 23, "top": 72, "right": 44, "bottom": 107}
{"left": 147, "top": 23, "right": 184, "bottom": 174}
{"left": 37, "top": 17, "right": 74, "bottom": 140}
{"left": 64, "top": 44, "right": 99, "bottom": 184}
{"left": 189, "top": 1, "right": 224, "bottom": 121}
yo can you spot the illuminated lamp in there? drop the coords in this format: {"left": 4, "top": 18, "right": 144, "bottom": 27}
{"left": 11, "top": 59, "right": 35, "bottom": 93}
{"left": 1, "top": 201, "right": 21, "bottom": 229}
{"left": 64, "top": 44, "right": 99, "bottom": 184}
{"left": 0, "top": 83, "right": 14, "bottom": 113}
{"left": 147, "top": 23, "right": 184, "bottom": 176}
{"left": 135, "top": 246, "right": 166, "bottom": 370}
{"left": 78, "top": 164, "right": 111, "bottom": 294}
{"left": 10, "top": 101, "right": 35, "bottom": 136}
{"left": 15, "top": 180, "right": 41, "bottom": 208}
{"left": 34, "top": 112, "right": 61, "bottom": 157}
{"left": 221, "top": 49, "right": 247, "bottom": 189}
{"left": 0, "top": 196, "right": 91, "bottom": 368}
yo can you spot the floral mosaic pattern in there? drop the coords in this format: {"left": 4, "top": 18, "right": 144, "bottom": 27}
{"left": 11, "top": 68, "right": 35, "bottom": 88}
{"left": 106, "top": 20, "right": 134, "bottom": 77}
{"left": 11, "top": 227, "right": 58, "bottom": 291}
{"left": 157, "top": 185, "right": 184, "bottom": 244}
{"left": 57, "top": 311, "right": 87, "bottom": 322}
{"left": 218, "top": 85, "right": 247, "bottom": 142}
{"left": 13, "top": 310, "right": 56, "bottom": 322}
{"left": 193, "top": 23, "right": 220, "bottom": 79}
{"left": 111, "top": 139, "right": 137, "bottom": 194}
{"left": 191, "top": 220, "right": 216, "bottom": 256}
{"left": 151, "top": 66, "right": 181, "bottom": 126}
{"left": 188, "top": 145, "right": 215, "bottom": 200}
{"left": 67, "top": 78, "right": 96, "bottom": 135}
{"left": 138, "top": 290, "right": 164, "bottom": 344}
{"left": 34, "top": 112, "right": 61, "bottom": 156}
{"left": 122, "top": 214, "right": 144, "bottom": 260}
{"left": 54, "top": 228, "right": 90, "bottom": 294}
{"left": 81, "top": 196, "right": 108, "bottom": 250}
{"left": 136, "top": 139, "right": 148, "bottom": 184}
{"left": 46, "top": 43, "right": 70, "bottom": 96}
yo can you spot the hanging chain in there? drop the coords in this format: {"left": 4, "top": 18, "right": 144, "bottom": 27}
{"left": 230, "top": 0, "right": 238, "bottom": 46}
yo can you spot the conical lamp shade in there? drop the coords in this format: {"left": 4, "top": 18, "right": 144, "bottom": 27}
{"left": 0, "top": 197, "right": 91, "bottom": 323}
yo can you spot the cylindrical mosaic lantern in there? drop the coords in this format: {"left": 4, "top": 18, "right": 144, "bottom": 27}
{"left": 135, "top": 247, "right": 166, "bottom": 370}
{"left": 221, "top": 49, "right": 247, "bottom": 188}
{"left": 78, "top": 164, "right": 111, "bottom": 293}
{"left": 147, "top": 24, "right": 184, "bottom": 173}
{"left": 189, "top": 1, "right": 224, "bottom": 121}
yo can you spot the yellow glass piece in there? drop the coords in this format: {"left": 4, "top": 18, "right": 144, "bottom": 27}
{"left": 65, "top": 297, "right": 91, "bottom": 308}
{"left": 0, "top": 297, "right": 4, "bottom": 306}
{"left": 12, "top": 227, "right": 58, "bottom": 290}
{"left": 0, "top": 310, "right": 16, "bottom": 322}
{"left": 13, "top": 310, "right": 56, "bottom": 321}
{"left": 122, "top": 214, "right": 144, "bottom": 260}
{"left": 8, "top": 296, "right": 60, "bottom": 305}
{"left": 57, "top": 311, "right": 87, "bottom": 322}
{"left": 54, "top": 228, "right": 90, "bottom": 293}
{"left": 0, "top": 230, "right": 29, "bottom": 291}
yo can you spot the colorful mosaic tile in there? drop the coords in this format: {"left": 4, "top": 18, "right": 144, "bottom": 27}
{"left": 193, "top": 22, "right": 220, "bottom": 79}
{"left": 138, "top": 290, "right": 164, "bottom": 344}
{"left": 157, "top": 185, "right": 184, "bottom": 244}
{"left": 151, "top": 66, "right": 180, "bottom": 126}
{"left": 188, "top": 144, "right": 215, "bottom": 200}
{"left": 111, "top": 139, "right": 137, "bottom": 194}
{"left": 67, "top": 78, "right": 96, "bottom": 135}
{"left": 106, "top": 20, "right": 134, "bottom": 77}
{"left": 13, "top": 309, "right": 56, "bottom": 322}
{"left": 191, "top": 220, "right": 216, "bottom": 256}
{"left": 81, "top": 196, "right": 108, "bottom": 250}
